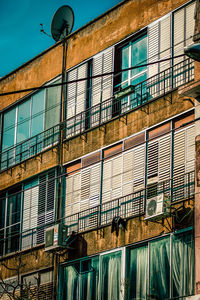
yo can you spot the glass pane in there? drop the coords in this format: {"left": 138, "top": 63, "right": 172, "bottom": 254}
{"left": 172, "top": 232, "right": 194, "bottom": 298}
{"left": 7, "top": 192, "right": 21, "bottom": 226}
{"left": 131, "top": 35, "right": 147, "bottom": 77}
{"left": 130, "top": 72, "right": 147, "bottom": 107}
{"left": 149, "top": 237, "right": 170, "bottom": 300}
{"left": 2, "top": 108, "right": 16, "bottom": 150}
{"left": 128, "top": 245, "right": 148, "bottom": 300}
{"left": 45, "top": 79, "right": 61, "bottom": 130}
{"left": 64, "top": 263, "right": 79, "bottom": 300}
{"left": 121, "top": 45, "right": 129, "bottom": 83}
{"left": 80, "top": 257, "right": 99, "bottom": 300}
{"left": 16, "top": 100, "right": 31, "bottom": 143}
{"left": 31, "top": 90, "right": 45, "bottom": 137}
{"left": 101, "top": 251, "right": 121, "bottom": 300}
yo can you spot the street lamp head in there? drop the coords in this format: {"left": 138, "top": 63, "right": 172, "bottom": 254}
{"left": 184, "top": 43, "right": 200, "bottom": 62}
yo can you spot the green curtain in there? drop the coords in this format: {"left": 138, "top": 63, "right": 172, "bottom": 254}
{"left": 172, "top": 233, "right": 194, "bottom": 298}
{"left": 100, "top": 251, "right": 121, "bottom": 300}
{"left": 149, "top": 237, "right": 170, "bottom": 299}
{"left": 129, "top": 245, "right": 148, "bottom": 300}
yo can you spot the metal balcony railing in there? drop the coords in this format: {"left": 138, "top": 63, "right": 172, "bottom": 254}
{"left": 0, "top": 59, "right": 194, "bottom": 171}
{"left": 64, "top": 58, "right": 194, "bottom": 138}
{"left": 0, "top": 124, "right": 60, "bottom": 171}
{"left": 0, "top": 171, "right": 193, "bottom": 256}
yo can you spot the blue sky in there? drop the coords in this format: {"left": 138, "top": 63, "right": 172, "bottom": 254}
{"left": 0, "top": 0, "right": 122, "bottom": 78}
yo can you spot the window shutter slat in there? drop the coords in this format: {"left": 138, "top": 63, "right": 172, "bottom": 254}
{"left": 186, "top": 2, "right": 196, "bottom": 46}
{"left": 174, "top": 8, "right": 185, "bottom": 65}
{"left": 148, "top": 22, "right": 159, "bottom": 78}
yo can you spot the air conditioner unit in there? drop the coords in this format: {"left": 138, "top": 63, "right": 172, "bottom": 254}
{"left": 145, "top": 193, "right": 170, "bottom": 220}
{"left": 44, "top": 223, "right": 68, "bottom": 251}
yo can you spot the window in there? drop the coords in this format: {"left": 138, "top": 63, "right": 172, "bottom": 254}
{"left": 61, "top": 250, "right": 122, "bottom": 300}
{"left": 114, "top": 33, "right": 148, "bottom": 114}
{"left": 0, "top": 170, "right": 56, "bottom": 254}
{"left": 62, "top": 256, "right": 99, "bottom": 300}
{"left": 127, "top": 231, "right": 194, "bottom": 300}
{"left": 22, "top": 270, "right": 53, "bottom": 299}
{"left": 0, "top": 186, "right": 21, "bottom": 255}
{"left": 0, "top": 78, "right": 61, "bottom": 170}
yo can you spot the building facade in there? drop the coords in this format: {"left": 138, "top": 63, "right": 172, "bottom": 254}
{"left": 0, "top": 0, "right": 199, "bottom": 299}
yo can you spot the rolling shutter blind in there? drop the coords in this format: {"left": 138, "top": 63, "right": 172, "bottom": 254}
{"left": 22, "top": 180, "right": 39, "bottom": 249}
{"left": 37, "top": 170, "right": 56, "bottom": 244}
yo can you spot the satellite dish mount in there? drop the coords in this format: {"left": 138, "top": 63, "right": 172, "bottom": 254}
{"left": 51, "top": 5, "right": 74, "bottom": 42}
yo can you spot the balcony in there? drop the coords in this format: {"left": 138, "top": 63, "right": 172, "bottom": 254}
{"left": 0, "top": 171, "right": 194, "bottom": 256}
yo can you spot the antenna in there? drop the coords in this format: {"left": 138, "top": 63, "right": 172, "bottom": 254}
{"left": 51, "top": 5, "right": 74, "bottom": 42}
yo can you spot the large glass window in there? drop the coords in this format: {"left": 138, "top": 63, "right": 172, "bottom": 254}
{"left": 0, "top": 186, "right": 22, "bottom": 256}
{"left": 1, "top": 79, "right": 61, "bottom": 169}
{"left": 114, "top": 34, "right": 147, "bottom": 114}
{"left": 63, "top": 256, "right": 99, "bottom": 300}
{"left": 127, "top": 231, "right": 194, "bottom": 300}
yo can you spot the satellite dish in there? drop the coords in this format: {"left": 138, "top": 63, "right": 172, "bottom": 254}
{"left": 51, "top": 5, "right": 74, "bottom": 42}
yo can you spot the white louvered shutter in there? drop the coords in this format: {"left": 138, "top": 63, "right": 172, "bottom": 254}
{"left": 66, "top": 63, "right": 88, "bottom": 137}
{"left": 90, "top": 163, "right": 101, "bottom": 207}
{"left": 91, "top": 47, "right": 113, "bottom": 125}
{"left": 160, "top": 15, "right": 171, "bottom": 72}
{"left": 185, "top": 125, "right": 195, "bottom": 173}
{"left": 122, "top": 150, "right": 134, "bottom": 196}
{"left": 81, "top": 168, "right": 90, "bottom": 211}
{"left": 22, "top": 183, "right": 39, "bottom": 249}
{"left": 173, "top": 7, "right": 185, "bottom": 67}
{"left": 158, "top": 134, "right": 171, "bottom": 182}
{"left": 173, "top": 125, "right": 195, "bottom": 201}
{"left": 148, "top": 22, "right": 159, "bottom": 78}
{"left": 67, "top": 69, "right": 77, "bottom": 120}
{"left": 148, "top": 22, "right": 159, "bottom": 98}
{"left": 174, "top": 130, "right": 185, "bottom": 178}
{"left": 185, "top": 2, "right": 196, "bottom": 47}
{"left": 76, "top": 64, "right": 87, "bottom": 114}
{"left": 102, "top": 160, "right": 112, "bottom": 203}
{"left": 133, "top": 144, "right": 146, "bottom": 191}
{"left": 72, "top": 173, "right": 81, "bottom": 214}
{"left": 37, "top": 171, "right": 55, "bottom": 244}
{"left": 147, "top": 141, "right": 159, "bottom": 180}
{"left": 111, "top": 155, "right": 122, "bottom": 199}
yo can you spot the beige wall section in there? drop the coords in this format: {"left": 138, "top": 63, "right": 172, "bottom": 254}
{"left": 0, "top": 0, "right": 190, "bottom": 111}
{"left": 0, "top": 148, "right": 58, "bottom": 191}
{"left": 0, "top": 248, "right": 53, "bottom": 280}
